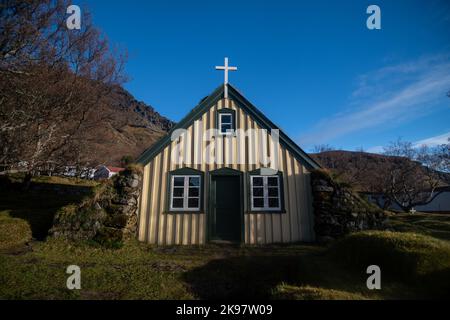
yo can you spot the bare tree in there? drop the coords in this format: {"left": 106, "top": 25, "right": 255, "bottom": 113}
{"left": 434, "top": 138, "right": 449, "bottom": 173}
{"left": 381, "top": 138, "right": 447, "bottom": 212}
{"left": 310, "top": 137, "right": 449, "bottom": 212}
{"left": 313, "top": 144, "right": 335, "bottom": 153}
{"left": 0, "top": 0, "right": 126, "bottom": 187}
{"left": 312, "top": 147, "right": 375, "bottom": 189}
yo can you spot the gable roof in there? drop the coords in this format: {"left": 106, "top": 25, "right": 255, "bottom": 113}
{"left": 136, "top": 84, "right": 321, "bottom": 170}
{"left": 107, "top": 166, "right": 125, "bottom": 173}
{"left": 95, "top": 165, "right": 125, "bottom": 173}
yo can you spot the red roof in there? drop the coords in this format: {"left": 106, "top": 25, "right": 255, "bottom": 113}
{"left": 107, "top": 166, "right": 125, "bottom": 173}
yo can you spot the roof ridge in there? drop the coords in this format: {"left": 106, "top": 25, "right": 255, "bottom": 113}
{"left": 137, "top": 84, "right": 321, "bottom": 170}
{"left": 227, "top": 84, "right": 321, "bottom": 169}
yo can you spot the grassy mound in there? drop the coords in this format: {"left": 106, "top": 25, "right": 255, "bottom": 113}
{"left": 389, "top": 213, "right": 450, "bottom": 241}
{"left": 329, "top": 231, "right": 450, "bottom": 294}
{"left": 0, "top": 174, "right": 96, "bottom": 240}
{"left": 0, "top": 212, "right": 32, "bottom": 251}
{"left": 272, "top": 284, "right": 367, "bottom": 300}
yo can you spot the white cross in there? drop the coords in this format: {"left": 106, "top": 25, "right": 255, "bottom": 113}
{"left": 409, "top": 208, "right": 416, "bottom": 214}
{"left": 215, "top": 57, "right": 237, "bottom": 99}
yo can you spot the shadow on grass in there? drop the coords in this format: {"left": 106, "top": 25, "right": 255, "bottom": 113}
{"left": 182, "top": 246, "right": 344, "bottom": 299}
{"left": 181, "top": 240, "right": 450, "bottom": 300}
{"left": 0, "top": 178, "right": 93, "bottom": 240}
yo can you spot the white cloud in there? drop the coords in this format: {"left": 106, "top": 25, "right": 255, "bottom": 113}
{"left": 299, "top": 54, "right": 450, "bottom": 147}
{"left": 365, "top": 132, "right": 450, "bottom": 154}
{"left": 413, "top": 131, "right": 450, "bottom": 147}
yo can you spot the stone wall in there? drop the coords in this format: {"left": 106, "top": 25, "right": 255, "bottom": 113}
{"left": 49, "top": 166, "right": 142, "bottom": 245}
{"left": 310, "top": 169, "right": 388, "bottom": 242}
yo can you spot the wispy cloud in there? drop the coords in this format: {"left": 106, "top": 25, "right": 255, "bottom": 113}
{"left": 413, "top": 131, "right": 450, "bottom": 147}
{"left": 299, "top": 54, "right": 450, "bottom": 147}
{"left": 366, "top": 131, "right": 450, "bottom": 154}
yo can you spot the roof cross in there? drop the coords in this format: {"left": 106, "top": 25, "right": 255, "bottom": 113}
{"left": 215, "top": 57, "right": 237, "bottom": 99}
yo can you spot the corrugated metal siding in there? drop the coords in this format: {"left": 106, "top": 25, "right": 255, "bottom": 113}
{"left": 138, "top": 98, "right": 315, "bottom": 245}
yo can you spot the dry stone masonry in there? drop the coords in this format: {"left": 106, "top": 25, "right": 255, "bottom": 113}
{"left": 50, "top": 166, "right": 142, "bottom": 245}
{"left": 310, "top": 169, "right": 388, "bottom": 242}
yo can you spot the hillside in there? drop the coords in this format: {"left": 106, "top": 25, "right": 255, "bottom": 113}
{"left": 310, "top": 150, "right": 450, "bottom": 192}
{"left": 79, "top": 85, "right": 174, "bottom": 166}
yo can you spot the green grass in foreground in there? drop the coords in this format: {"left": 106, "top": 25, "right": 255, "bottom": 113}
{"left": 0, "top": 231, "right": 449, "bottom": 299}
{"left": 0, "top": 175, "right": 450, "bottom": 299}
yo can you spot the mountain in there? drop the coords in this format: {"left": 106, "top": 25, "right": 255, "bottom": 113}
{"left": 310, "top": 150, "right": 450, "bottom": 192}
{"left": 80, "top": 85, "right": 174, "bottom": 166}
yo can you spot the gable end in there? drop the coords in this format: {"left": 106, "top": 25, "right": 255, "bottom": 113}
{"left": 136, "top": 84, "right": 321, "bottom": 170}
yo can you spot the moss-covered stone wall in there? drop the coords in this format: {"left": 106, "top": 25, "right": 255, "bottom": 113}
{"left": 310, "top": 169, "right": 388, "bottom": 242}
{"left": 49, "top": 166, "right": 142, "bottom": 245}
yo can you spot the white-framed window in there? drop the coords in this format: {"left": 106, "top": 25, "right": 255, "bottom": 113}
{"left": 250, "top": 175, "right": 281, "bottom": 211}
{"left": 170, "top": 175, "right": 201, "bottom": 211}
{"left": 219, "top": 112, "right": 234, "bottom": 135}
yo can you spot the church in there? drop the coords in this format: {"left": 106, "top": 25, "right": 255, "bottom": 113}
{"left": 136, "top": 58, "right": 321, "bottom": 245}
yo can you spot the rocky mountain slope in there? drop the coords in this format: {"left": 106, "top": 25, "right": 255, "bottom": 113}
{"left": 81, "top": 86, "right": 174, "bottom": 166}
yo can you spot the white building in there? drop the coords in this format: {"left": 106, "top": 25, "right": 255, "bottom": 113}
{"left": 93, "top": 165, "right": 125, "bottom": 180}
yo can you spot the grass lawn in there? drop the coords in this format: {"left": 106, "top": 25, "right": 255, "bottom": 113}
{"left": 0, "top": 174, "right": 96, "bottom": 240}
{"left": 0, "top": 175, "right": 449, "bottom": 300}
{"left": 389, "top": 212, "right": 450, "bottom": 241}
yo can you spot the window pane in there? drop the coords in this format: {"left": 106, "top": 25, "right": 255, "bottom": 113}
{"left": 268, "top": 177, "right": 278, "bottom": 186}
{"left": 189, "top": 177, "right": 200, "bottom": 187}
{"left": 253, "top": 187, "right": 264, "bottom": 197}
{"left": 173, "top": 187, "right": 184, "bottom": 197}
{"left": 174, "top": 177, "right": 184, "bottom": 186}
{"left": 253, "top": 198, "right": 264, "bottom": 208}
{"left": 188, "top": 187, "right": 199, "bottom": 197}
{"left": 221, "top": 114, "right": 232, "bottom": 124}
{"left": 172, "top": 198, "right": 183, "bottom": 208}
{"left": 268, "top": 198, "right": 279, "bottom": 208}
{"left": 188, "top": 198, "right": 199, "bottom": 208}
{"left": 268, "top": 187, "right": 278, "bottom": 197}
{"left": 221, "top": 124, "right": 232, "bottom": 133}
{"left": 253, "top": 177, "right": 263, "bottom": 186}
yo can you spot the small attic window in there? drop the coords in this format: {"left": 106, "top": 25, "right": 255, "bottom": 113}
{"left": 217, "top": 109, "right": 236, "bottom": 135}
{"left": 219, "top": 113, "right": 233, "bottom": 134}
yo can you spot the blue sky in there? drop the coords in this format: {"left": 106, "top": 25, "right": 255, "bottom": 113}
{"left": 82, "top": 0, "right": 450, "bottom": 152}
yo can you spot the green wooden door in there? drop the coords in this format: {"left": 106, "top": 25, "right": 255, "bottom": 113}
{"left": 211, "top": 175, "right": 242, "bottom": 242}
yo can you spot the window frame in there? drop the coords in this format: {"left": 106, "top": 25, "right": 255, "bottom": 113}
{"left": 216, "top": 108, "right": 236, "bottom": 136}
{"left": 219, "top": 112, "right": 234, "bottom": 135}
{"left": 250, "top": 175, "right": 282, "bottom": 211}
{"left": 166, "top": 168, "right": 204, "bottom": 213}
{"left": 169, "top": 175, "right": 201, "bottom": 211}
{"left": 247, "top": 169, "right": 285, "bottom": 213}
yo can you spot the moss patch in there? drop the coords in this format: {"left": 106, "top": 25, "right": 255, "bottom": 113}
{"left": 0, "top": 212, "right": 32, "bottom": 252}
{"left": 50, "top": 169, "right": 142, "bottom": 245}
{"left": 310, "top": 169, "right": 387, "bottom": 240}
